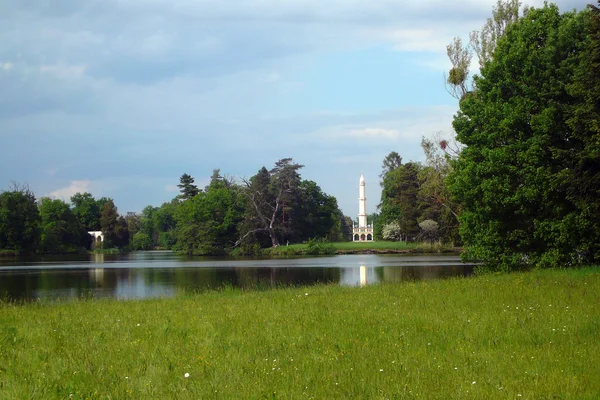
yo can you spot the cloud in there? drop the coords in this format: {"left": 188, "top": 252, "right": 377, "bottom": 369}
{"left": 164, "top": 184, "right": 179, "bottom": 193}
{"left": 48, "top": 180, "right": 91, "bottom": 201}
{"left": 348, "top": 128, "right": 401, "bottom": 140}
{"left": 40, "top": 62, "right": 88, "bottom": 80}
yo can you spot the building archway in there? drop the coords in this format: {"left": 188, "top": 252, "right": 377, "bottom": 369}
{"left": 367, "top": 234, "right": 372, "bottom": 241}
{"left": 354, "top": 234, "right": 360, "bottom": 241}
{"left": 360, "top": 234, "right": 366, "bottom": 241}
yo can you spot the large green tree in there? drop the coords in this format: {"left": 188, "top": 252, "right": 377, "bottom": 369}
{"left": 174, "top": 180, "right": 245, "bottom": 255}
{"left": 0, "top": 186, "right": 40, "bottom": 253}
{"left": 100, "top": 199, "right": 127, "bottom": 249}
{"left": 378, "top": 162, "right": 422, "bottom": 241}
{"left": 39, "top": 197, "right": 90, "bottom": 253}
{"left": 70, "top": 192, "right": 109, "bottom": 231}
{"left": 449, "top": 4, "right": 597, "bottom": 270}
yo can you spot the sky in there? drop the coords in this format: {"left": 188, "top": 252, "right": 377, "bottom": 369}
{"left": 0, "top": 0, "right": 583, "bottom": 217}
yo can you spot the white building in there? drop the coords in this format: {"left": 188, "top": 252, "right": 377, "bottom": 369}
{"left": 352, "top": 174, "right": 374, "bottom": 242}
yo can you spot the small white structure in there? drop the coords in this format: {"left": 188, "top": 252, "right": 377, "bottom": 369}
{"left": 88, "top": 231, "right": 103, "bottom": 244}
{"left": 352, "top": 174, "right": 374, "bottom": 242}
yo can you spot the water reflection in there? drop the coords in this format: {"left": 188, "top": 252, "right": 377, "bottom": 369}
{"left": 0, "top": 252, "right": 473, "bottom": 301}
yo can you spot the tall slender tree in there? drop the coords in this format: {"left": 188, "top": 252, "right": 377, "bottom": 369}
{"left": 177, "top": 173, "right": 200, "bottom": 200}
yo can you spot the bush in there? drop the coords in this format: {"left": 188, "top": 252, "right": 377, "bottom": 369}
{"left": 417, "top": 220, "right": 440, "bottom": 243}
{"left": 131, "top": 232, "right": 153, "bottom": 251}
{"left": 305, "top": 238, "right": 336, "bottom": 255}
{"left": 382, "top": 221, "right": 403, "bottom": 241}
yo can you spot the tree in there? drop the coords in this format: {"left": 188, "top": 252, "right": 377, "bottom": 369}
{"left": 378, "top": 162, "right": 422, "bottom": 241}
{"left": 417, "top": 220, "right": 440, "bottom": 243}
{"left": 382, "top": 221, "right": 403, "bottom": 241}
{"left": 379, "top": 151, "right": 403, "bottom": 186}
{"left": 70, "top": 192, "right": 106, "bottom": 231}
{"left": 39, "top": 197, "right": 90, "bottom": 253}
{"left": 294, "top": 180, "right": 342, "bottom": 242}
{"left": 124, "top": 212, "right": 142, "bottom": 238}
{"left": 419, "top": 134, "right": 461, "bottom": 244}
{"left": 239, "top": 159, "right": 303, "bottom": 248}
{"left": 174, "top": 181, "right": 245, "bottom": 255}
{"left": 131, "top": 232, "right": 153, "bottom": 250}
{"left": 177, "top": 173, "right": 200, "bottom": 200}
{"left": 0, "top": 184, "right": 40, "bottom": 253}
{"left": 446, "top": 0, "right": 521, "bottom": 99}
{"left": 114, "top": 216, "right": 129, "bottom": 249}
{"left": 100, "top": 199, "right": 119, "bottom": 248}
{"left": 449, "top": 4, "right": 595, "bottom": 270}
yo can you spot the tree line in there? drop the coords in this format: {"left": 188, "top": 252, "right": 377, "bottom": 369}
{"left": 0, "top": 159, "right": 353, "bottom": 255}
{"left": 378, "top": 1, "right": 600, "bottom": 271}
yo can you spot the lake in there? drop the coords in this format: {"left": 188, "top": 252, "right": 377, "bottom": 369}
{"left": 0, "top": 251, "right": 473, "bottom": 301}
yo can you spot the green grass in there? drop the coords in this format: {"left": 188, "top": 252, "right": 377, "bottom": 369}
{"left": 1, "top": 268, "right": 599, "bottom": 399}
{"left": 266, "top": 241, "right": 430, "bottom": 256}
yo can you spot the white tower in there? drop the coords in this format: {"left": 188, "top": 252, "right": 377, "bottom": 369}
{"left": 358, "top": 174, "right": 367, "bottom": 228}
{"left": 353, "top": 174, "right": 374, "bottom": 241}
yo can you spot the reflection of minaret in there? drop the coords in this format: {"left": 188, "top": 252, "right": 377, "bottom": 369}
{"left": 359, "top": 266, "right": 367, "bottom": 286}
{"left": 352, "top": 174, "right": 374, "bottom": 241}
{"left": 358, "top": 174, "right": 367, "bottom": 228}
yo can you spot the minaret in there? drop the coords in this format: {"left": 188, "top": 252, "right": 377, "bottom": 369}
{"left": 358, "top": 174, "right": 367, "bottom": 228}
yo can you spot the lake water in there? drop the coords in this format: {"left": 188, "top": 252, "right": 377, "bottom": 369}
{"left": 0, "top": 251, "right": 473, "bottom": 301}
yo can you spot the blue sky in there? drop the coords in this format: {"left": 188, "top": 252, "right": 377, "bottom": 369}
{"left": 0, "top": 0, "right": 582, "bottom": 217}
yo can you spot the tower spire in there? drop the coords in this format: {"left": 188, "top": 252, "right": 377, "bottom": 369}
{"left": 352, "top": 174, "right": 374, "bottom": 241}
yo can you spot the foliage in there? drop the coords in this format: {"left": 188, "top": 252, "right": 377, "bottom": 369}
{"left": 0, "top": 185, "right": 40, "bottom": 253}
{"left": 305, "top": 237, "right": 336, "bottom": 255}
{"left": 419, "top": 135, "right": 461, "bottom": 244}
{"left": 417, "top": 219, "right": 440, "bottom": 243}
{"left": 381, "top": 221, "right": 403, "bottom": 241}
{"left": 449, "top": 5, "right": 597, "bottom": 270}
{"left": 446, "top": 0, "right": 521, "bottom": 99}
{"left": 173, "top": 182, "right": 245, "bottom": 255}
{"left": 239, "top": 159, "right": 304, "bottom": 248}
{"left": 378, "top": 162, "right": 421, "bottom": 241}
{"left": 70, "top": 192, "right": 109, "bottom": 231}
{"left": 294, "top": 180, "right": 344, "bottom": 243}
{"left": 177, "top": 173, "right": 200, "bottom": 200}
{"left": 131, "top": 232, "right": 153, "bottom": 251}
{"left": 378, "top": 151, "right": 402, "bottom": 186}
{"left": 39, "top": 197, "right": 90, "bottom": 253}
{"left": 100, "top": 199, "right": 128, "bottom": 249}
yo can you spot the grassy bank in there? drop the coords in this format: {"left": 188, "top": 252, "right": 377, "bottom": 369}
{"left": 265, "top": 240, "right": 456, "bottom": 256}
{"left": 1, "top": 268, "right": 599, "bottom": 399}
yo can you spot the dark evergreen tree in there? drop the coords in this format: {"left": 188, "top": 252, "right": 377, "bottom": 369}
{"left": 177, "top": 173, "right": 200, "bottom": 200}
{"left": 379, "top": 151, "right": 402, "bottom": 186}
{"left": 100, "top": 199, "right": 119, "bottom": 248}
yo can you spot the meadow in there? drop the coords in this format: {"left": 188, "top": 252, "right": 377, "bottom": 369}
{"left": 265, "top": 240, "right": 455, "bottom": 256}
{"left": 0, "top": 267, "right": 598, "bottom": 399}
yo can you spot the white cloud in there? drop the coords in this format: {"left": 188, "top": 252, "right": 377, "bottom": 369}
{"left": 49, "top": 180, "right": 91, "bottom": 201}
{"left": 2, "top": 62, "right": 12, "bottom": 71}
{"left": 39, "top": 62, "right": 88, "bottom": 80}
{"left": 348, "top": 127, "right": 401, "bottom": 140}
{"left": 164, "top": 184, "right": 179, "bottom": 193}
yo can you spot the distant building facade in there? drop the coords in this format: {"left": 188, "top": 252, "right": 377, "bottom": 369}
{"left": 352, "top": 174, "right": 374, "bottom": 242}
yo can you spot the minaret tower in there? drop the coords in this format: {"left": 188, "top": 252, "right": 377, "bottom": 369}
{"left": 358, "top": 174, "right": 367, "bottom": 228}
{"left": 353, "top": 174, "right": 374, "bottom": 241}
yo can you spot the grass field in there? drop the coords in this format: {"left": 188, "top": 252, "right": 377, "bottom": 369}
{"left": 265, "top": 240, "right": 454, "bottom": 256}
{"left": 1, "top": 267, "right": 599, "bottom": 399}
